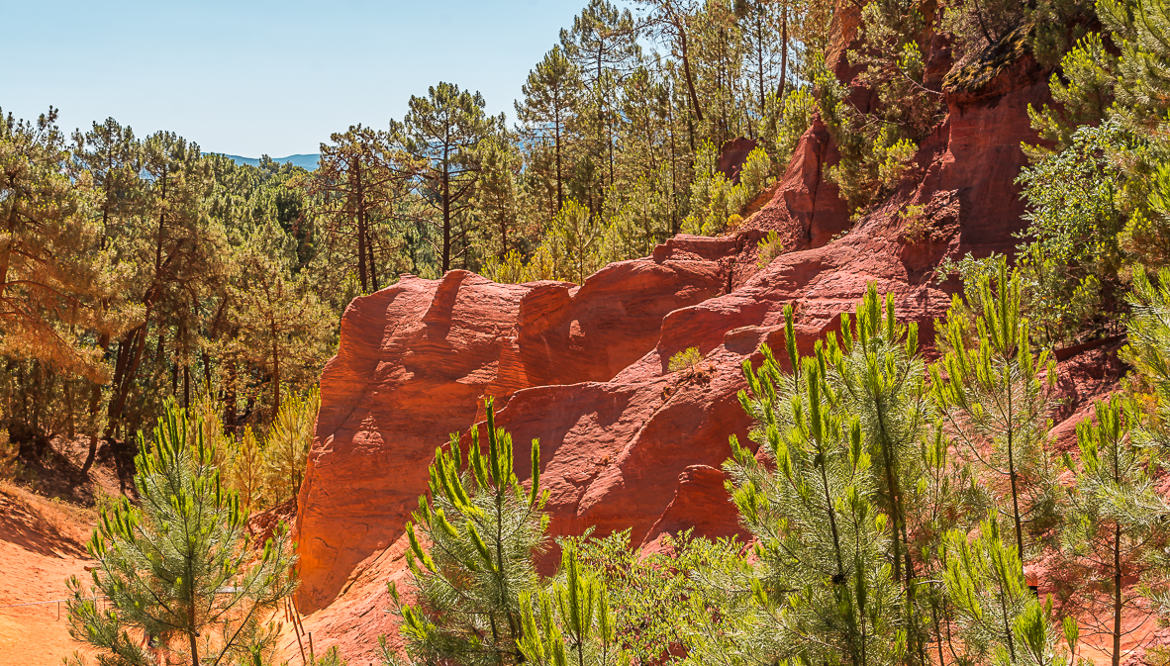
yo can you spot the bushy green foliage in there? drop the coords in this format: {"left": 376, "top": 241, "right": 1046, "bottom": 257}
{"left": 517, "top": 543, "right": 621, "bottom": 666}
{"left": 389, "top": 399, "right": 547, "bottom": 665}
{"left": 681, "top": 143, "right": 775, "bottom": 235}
{"left": 1124, "top": 267, "right": 1170, "bottom": 432}
{"left": 260, "top": 385, "right": 320, "bottom": 508}
{"left": 66, "top": 401, "right": 296, "bottom": 666}
{"left": 1016, "top": 122, "right": 1132, "bottom": 342}
{"left": 667, "top": 346, "right": 704, "bottom": 375}
{"left": 899, "top": 204, "right": 929, "bottom": 243}
{"left": 484, "top": 200, "right": 606, "bottom": 284}
{"left": 569, "top": 530, "right": 742, "bottom": 664}
{"left": 815, "top": 0, "right": 941, "bottom": 218}
{"left": 931, "top": 262, "right": 1059, "bottom": 558}
{"left": 202, "top": 386, "right": 319, "bottom": 512}
{"left": 940, "top": 0, "right": 1036, "bottom": 65}
{"left": 755, "top": 230, "right": 784, "bottom": 267}
{"left": 1029, "top": 33, "right": 1117, "bottom": 151}
{"left": 941, "top": 516, "right": 1067, "bottom": 665}
{"left": 722, "top": 302, "right": 908, "bottom": 664}
{"left": 760, "top": 86, "right": 816, "bottom": 168}
{"left": 1017, "top": 0, "right": 1170, "bottom": 342}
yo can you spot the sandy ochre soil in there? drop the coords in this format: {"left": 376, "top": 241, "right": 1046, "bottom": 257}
{"left": 0, "top": 480, "right": 97, "bottom": 665}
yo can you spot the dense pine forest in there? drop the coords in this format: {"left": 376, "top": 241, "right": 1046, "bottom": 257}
{"left": 7, "top": 0, "right": 1170, "bottom": 663}
{"left": 3, "top": 0, "right": 832, "bottom": 460}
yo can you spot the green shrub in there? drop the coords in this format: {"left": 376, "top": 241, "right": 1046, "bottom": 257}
{"left": 899, "top": 204, "right": 929, "bottom": 243}
{"left": 567, "top": 530, "right": 744, "bottom": 665}
{"left": 667, "top": 347, "right": 703, "bottom": 375}
{"left": 261, "top": 386, "right": 320, "bottom": 508}
{"left": 774, "top": 87, "right": 816, "bottom": 164}
{"left": 390, "top": 399, "right": 546, "bottom": 664}
{"left": 682, "top": 144, "right": 775, "bottom": 236}
{"left": 756, "top": 230, "right": 785, "bottom": 267}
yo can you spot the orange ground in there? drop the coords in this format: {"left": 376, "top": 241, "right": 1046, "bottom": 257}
{"left": 0, "top": 481, "right": 96, "bottom": 665}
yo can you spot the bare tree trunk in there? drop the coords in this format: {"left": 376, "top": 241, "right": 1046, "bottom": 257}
{"left": 365, "top": 222, "right": 379, "bottom": 291}
{"left": 442, "top": 145, "right": 452, "bottom": 273}
{"left": 677, "top": 17, "right": 704, "bottom": 126}
{"left": 224, "top": 360, "right": 237, "bottom": 427}
{"left": 779, "top": 3, "right": 789, "bottom": 101}
{"left": 1113, "top": 521, "right": 1122, "bottom": 666}
{"left": 755, "top": 8, "right": 766, "bottom": 118}
{"left": 555, "top": 111, "right": 563, "bottom": 210}
{"left": 354, "top": 162, "right": 369, "bottom": 292}
{"left": 271, "top": 317, "right": 282, "bottom": 419}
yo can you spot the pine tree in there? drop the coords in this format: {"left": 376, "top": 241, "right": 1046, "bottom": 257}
{"left": 941, "top": 515, "right": 1067, "bottom": 665}
{"left": 560, "top": 0, "right": 641, "bottom": 209}
{"left": 104, "top": 131, "right": 225, "bottom": 439}
{"left": 690, "top": 0, "right": 749, "bottom": 142}
{"left": 66, "top": 401, "right": 296, "bottom": 665}
{"left": 0, "top": 108, "right": 119, "bottom": 463}
{"left": 394, "top": 82, "right": 501, "bottom": 274}
{"left": 636, "top": 0, "right": 706, "bottom": 133}
{"left": 260, "top": 385, "right": 320, "bottom": 510}
{"left": 1117, "top": 266, "right": 1170, "bottom": 624}
{"left": 517, "top": 46, "right": 583, "bottom": 214}
{"left": 1061, "top": 396, "right": 1165, "bottom": 666}
{"left": 930, "top": 261, "right": 1059, "bottom": 560}
{"left": 0, "top": 108, "right": 111, "bottom": 383}
{"left": 471, "top": 134, "right": 529, "bottom": 266}
{"left": 389, "top": 399, "right": 547, "bottom": 665}
{"left": 517, "top": 543, "right": 620, "bottom": 666}
{"left": 829, "top": 285, "right": 935, "bottom": 661}
{"left": 70, "top": 116, "right": 143, "bottom": 472}
{"left": 723, "top": 305, "right": 906, "bottom": 665}
{"left": 547, "top": 200, "right": 604, "bottom": 285}
{"left": 304, "top": 124, "right": 401, "bottom": 293}
{"left": 226, "top": 222, "right": 331, "bottom": 420}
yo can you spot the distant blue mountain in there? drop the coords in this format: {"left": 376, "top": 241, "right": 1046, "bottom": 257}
{"left": 214, "top": 153, "right": 319, "bottom": 170}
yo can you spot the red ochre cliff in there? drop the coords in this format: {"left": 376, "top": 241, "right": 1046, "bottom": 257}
{"left": 287, "top": 17, "right": 1123, "bottom": 664}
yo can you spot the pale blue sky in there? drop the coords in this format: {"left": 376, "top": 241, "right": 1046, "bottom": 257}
{"left": 1, "top": 1, "right": 588, "bottom": 156}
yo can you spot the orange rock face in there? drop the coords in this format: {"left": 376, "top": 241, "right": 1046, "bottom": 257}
{"left": 289, "top": 23, "right": 1118, "bottom": 664}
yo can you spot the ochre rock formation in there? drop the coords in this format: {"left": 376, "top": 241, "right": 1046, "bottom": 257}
{"left": 288, "top": 23, "right": 1125, "bottom": 665}
{"left": 716, "top": 136, "right": 758, "bottom": 183}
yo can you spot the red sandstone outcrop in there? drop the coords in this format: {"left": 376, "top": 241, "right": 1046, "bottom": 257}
{"left": 716, "top": 137, "right": 758, "bottom": 183}
{"left": 288, "top": 16, "right": 1129, "bottom": 664}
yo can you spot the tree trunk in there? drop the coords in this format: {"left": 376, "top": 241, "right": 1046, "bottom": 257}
{"left": 1113, "top": 521, "right": 1122, "bottom": 666}
{"left": 779, "top": 3, "right": 789, "bottom": 101}
{"left": 224, "top": 360, "right": 237, "bottom": 427}
{"left": 755, "top": 9, "right": 766, "bottom": 118}
{"left": 105, "top": 323, "right": 150, "bottom": 440}
{"left": 366, "top": 222, "right": 379, "bottom": 291}
{"left": 188, "top": 630, "right": 199, "bottom": 666}
{"left": 80, "top": 331, "right": 111, "bottom": 475}
{"left": 555, "top": 110, "right": 564, "bottom": 211}
{"left": 677, "top": 18, "right": 704, "bottom": 126}
{"left": 1007, "top": 387, "right": 1025, "bottom": 559}
{"left": 271, "top": 321, "right": 282, "bottom": 419}
{"left": 442, "top": 144, "right": 452, "bottom": 273}
{"left": 354, "top": 161, "right": 368, "bottom": 292}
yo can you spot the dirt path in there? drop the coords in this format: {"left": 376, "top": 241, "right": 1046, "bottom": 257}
{"left": 0, "top": 483, "right": 96, "bottom": 665}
